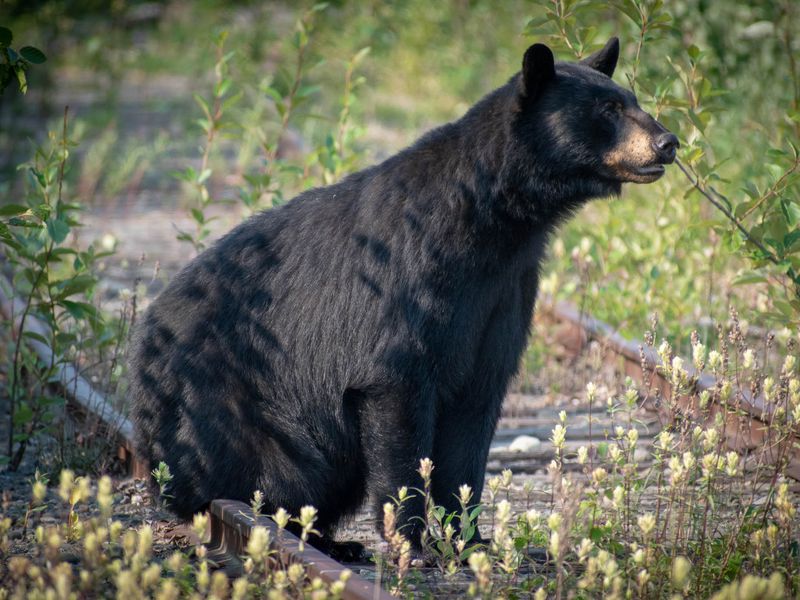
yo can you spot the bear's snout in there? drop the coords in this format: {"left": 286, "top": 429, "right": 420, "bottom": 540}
{"left": 652, "top": 132, "right": 679, "bottom": 164}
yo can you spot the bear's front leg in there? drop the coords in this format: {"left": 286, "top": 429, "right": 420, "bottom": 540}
{"left": 429, "top": 299, "right": 532, "bottom": 543}
{"left": 357, "top": 383, "right": 435, "bottom": 549}
{"left": 430, "top": 392, "right": 503, "bottom": 543}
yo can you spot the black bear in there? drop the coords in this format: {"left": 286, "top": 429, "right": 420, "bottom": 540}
{"left": 129, "top": 38, "right": 677, "bottom": 550}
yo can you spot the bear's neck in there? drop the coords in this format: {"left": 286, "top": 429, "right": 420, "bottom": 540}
{"left": 423, "top": 83, "right": 616, "bottom": 236}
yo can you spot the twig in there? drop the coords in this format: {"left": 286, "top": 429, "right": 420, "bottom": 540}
{"left": 675, "top": 159, "right": 780, "bottom": 266}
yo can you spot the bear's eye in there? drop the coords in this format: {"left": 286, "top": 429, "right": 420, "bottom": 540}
{"left": 601, "top": 101, "right": 623, "bottom": 117}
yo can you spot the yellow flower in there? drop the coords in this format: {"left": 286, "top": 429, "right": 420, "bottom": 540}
{"left": 272, "top": 507, "right": 290, "bottom": 529}
{"left": 459, "top": 484, "right": 472, "bottom": 504}
{"left": 637, "top": 513, "right": 656, "bottom": 537}
{"left": 742, "top": 348, "right": 755, "bottom": 370}
{"left": 547, "top": 512, "right": 562, "bottom": 531}
{"left": 418, "top": 457, "right": 434, "bottom": 480}
{"left": 58, "top": 470, "right": 75, "bottom": 503}
{"left": 551, "top": 424, "right": 566, "bottom": 450}
{"left": 672, "top": 556, "right": 691, "bottom": 589}
{"left": 246, "top": 526, "right": 270, "bottom": 561}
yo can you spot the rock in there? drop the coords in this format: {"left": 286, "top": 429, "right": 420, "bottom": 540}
{"left": 60, "top": 551, "right": 81, "bottom": 564}
{"left": 509, "top": 435, "right": 541, "bottom": 453}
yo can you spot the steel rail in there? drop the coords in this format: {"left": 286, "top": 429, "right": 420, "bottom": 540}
{"left": 538, "top": 298, "right": 800, "bottom": 481}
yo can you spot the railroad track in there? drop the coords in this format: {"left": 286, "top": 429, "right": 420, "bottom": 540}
{"left": 536, "top": 299, "right": 800, "bottom": 480}
{"left": 3, "top": 274, "right": 798, "bottom": 598}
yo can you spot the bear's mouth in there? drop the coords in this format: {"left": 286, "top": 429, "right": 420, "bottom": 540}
{"left": 627, "top": 163, "right": 665, "bottom": 183}
{"left": 635, "top": 164, "right": 665, "bottom": 177}
{"left": 602, "top": 160, "right": 669, "bottom": 185}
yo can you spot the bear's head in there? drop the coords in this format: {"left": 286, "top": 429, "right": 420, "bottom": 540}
{"left": 513, "top": 38, "right": 678, "bottom": 198}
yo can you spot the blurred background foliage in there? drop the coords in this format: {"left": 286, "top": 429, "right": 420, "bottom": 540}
{"left": 1, "top": 0, "right": 798, "bottom": 356}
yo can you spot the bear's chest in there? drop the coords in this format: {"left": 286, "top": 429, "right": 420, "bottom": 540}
{"left": 406, "top": 236, "right": 544, "bottom": 400}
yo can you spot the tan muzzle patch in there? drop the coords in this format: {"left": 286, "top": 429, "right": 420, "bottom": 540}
{"left": 603, "top": 121, "right": 658, "bottom": 175}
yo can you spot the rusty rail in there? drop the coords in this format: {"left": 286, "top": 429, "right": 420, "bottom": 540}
{"left": 209, "top": 500, "right": 391, "bottom": 600}
{"left": 538, "top": 298, "right": 800, "bottom": 481}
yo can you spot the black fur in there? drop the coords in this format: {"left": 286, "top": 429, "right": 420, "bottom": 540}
{"left": 129, "top": 40, "right": 672, "bottom": 546}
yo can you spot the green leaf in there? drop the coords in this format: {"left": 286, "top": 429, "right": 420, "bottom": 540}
{"left": 589, "top": 526, "right": 605, "bottom": 543}
{"left": 0, "top": 204, "right": 29, "bottom": 217}
{"left": 0, "top": 27, "right": 12, "bottom": 46}
{"left": 55, "top": 331, "right": 77, "bottom": 346}
{"left": 741, "top": 181, "right": 760, "bottom": 199}
{"left": 19, "top": 46, "right": 46, "bottom": 64}
{"left": 773, "top": 299, "right": 795, "bottom": 319}
{"left": 784, "top": 229, "right": 800, "bottom": 252}
{"left": 55, "top": 274, "right": 96, "bottom": 298}
{"left": 28, "top": 167, "right": 46, "bottom": 189}
{"left": 766, "top": 147, "right": 788, "bottom": 161}
{"left": 221, "top": 90, "right": 242, "bottom": 112}
{"left": 687, "top": 109, "right": 707, "bottom": 134}
{"left": 0, "top": 222, "right": 17, "bottom": 247}
{"left": 262, "top": 85, "right": 283, "bottom": 104}
{"left": 682, "top": 146, "right": 704, "bottom": 164}
{"left": 8, "top": 216, "right": 39, "bottom": 228}
{"left": 781, "top": 200, "right": 800, "bottom": 227}
{"left": 190, "top": 208, "right": 205, "bottom": 224}
{"left": 13, "top": 61, "right": 26, "bottom": 93}
{"left": 62, "top": 300, "right": 101, "bottom": 324}
{"left": 50, "top": 247, "right": 77, "bottom": 260}
{"left": 193, "top": 93, "right": 211, "bottom": 119}
{"left": 13, "top": 403, "right": 33, "bottom": 426}
{"left": 351, "top": 46, "right": 371, "bottom": 66}
{"left": 215, "top": 78, "right": 232, "bottom": 98}
{"left": 22, "top": 330, "right": 50, "bottom": 346}
{"left": 732, "top": 272, "right": 768, "bottom": 286}
{"left": 31, "top": 204, "right": 50, "bottom": 221}
{"left": 46, "top": 218, "right": 69, "bottom": 243}
{"left": 469, "top": 505, "right": 484, "bottom": 520}
{"left": 296, "top": 84, "right": 320, "bottom": 99}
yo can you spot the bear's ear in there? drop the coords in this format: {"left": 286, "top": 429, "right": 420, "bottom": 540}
{"left": 581, "top": 37, "right": 619, "bottom": 77}
{"left": 521, "top": 43, "right": 556, "bottom": 100}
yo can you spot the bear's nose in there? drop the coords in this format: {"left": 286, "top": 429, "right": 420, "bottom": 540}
{"left": 653, "top": 132, "right": 679, "bottom": 163}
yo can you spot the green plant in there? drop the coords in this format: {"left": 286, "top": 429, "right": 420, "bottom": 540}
{"left": 238, "top": 3, "right": 332, "bottom": 213}
{"left": 0, "top": 109, "right": 119, "bottom": 471}
{"left": 306, "top": 46, "right": 370, "bottom": 186}
{"left": 0, "top": 25, "right": 46, "bottom": 95}
{"left": 174, "top": 30, "right": 239, "bottom": 254}
{"left": 151, "top": 461, "right": 174, "bottom": 507}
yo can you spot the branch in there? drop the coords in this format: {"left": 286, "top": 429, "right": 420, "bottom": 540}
{"left": 675, "top": 159, "right": 781, "bottom": 266}
{"left": 738, "top": 154, "right": 800, "bottom": 222}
